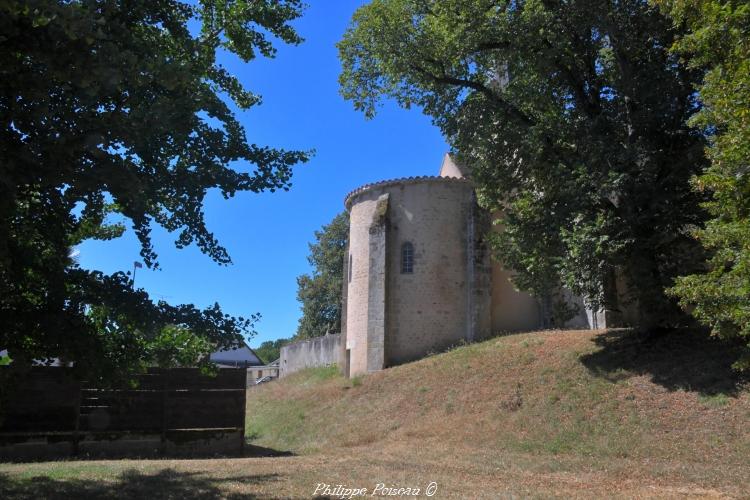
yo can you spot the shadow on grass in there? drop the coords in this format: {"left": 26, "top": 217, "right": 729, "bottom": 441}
{"left": 580, "top": 328, "right": 749, "bottom": 396}
{"left": 0, "top": 443, "right": 294, "bottom": 464}
{"left": 0, "top": 468, "right": 280, "bottom": 499}
{"left": 242, "top": 443, "right": 294, "bottom": 458}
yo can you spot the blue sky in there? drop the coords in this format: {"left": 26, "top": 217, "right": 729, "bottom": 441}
{"left": 78, "top": 1, "right": 448, "bottom": 348}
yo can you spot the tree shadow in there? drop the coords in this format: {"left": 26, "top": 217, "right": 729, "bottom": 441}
{"left": 0, "top": 468, "right": 280, "bottom": 499}
{"left": 0, "top": 442, "right": 294, "bottom": 464}
{"left": 579, "top": 328, "right": 750, "bottom": 396}
{"left": 242, "top": 443, "right": 294, "bottom": 458}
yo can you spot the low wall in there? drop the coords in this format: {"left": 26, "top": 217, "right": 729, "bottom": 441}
{"left": 280, "top": 333, "right": 342, "bottom": 378}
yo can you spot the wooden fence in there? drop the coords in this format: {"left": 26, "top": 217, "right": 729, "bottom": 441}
{"left": 0, "top": 367, "right": 246, "bottom": 460}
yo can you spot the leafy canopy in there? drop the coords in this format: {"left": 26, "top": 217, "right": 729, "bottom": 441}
{"left": 339, "top": 0, "right": 707, "bottom": 327}
{"left": 659, "top": 0, "right": 750, "bottom": 368}
{"left": 254, "top": 338, "right": 289, "bottom": 364}
{"left": 296, "top": 212, "right": 349, "bottom": 339}
{"left": 0, "top": 0, "right": 309, "bottom": 381}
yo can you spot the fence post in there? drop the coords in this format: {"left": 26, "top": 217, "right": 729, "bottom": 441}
{"left": 72, "top": 380, "right": 81, "bottom": 457}
{"left": 240, "top": 377, "right": 246, "bottom": 455}
{"left": 160, "top": 373, "right": 168, "bottom": 456}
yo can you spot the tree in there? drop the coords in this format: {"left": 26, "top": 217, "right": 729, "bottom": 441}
{"left": 296, "top": 212, "right": 349, "bottom": 339}
{"left": 338, "top": 0, "right": 707, "bottom": 328}
{"left": 0, "top": 0, "right": 309, "bottom": 382}
{"left": 658, "top": 0, "right": 750, "bottom": 368}
{"left": 254, "top": 338, "right": 290, "bottom": 364}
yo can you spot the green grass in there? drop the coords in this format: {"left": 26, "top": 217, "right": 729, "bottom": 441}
{"left": 246, "top": 328, "right": 750, "bottom": 468}
{"left": 699, "top": 392, "right": 731, "bottom": 408}
{"left": 245, "top": 365, "right": 351, "bottom": 452}
{"left": 297, "top": 364, "right": 340, "bottom": 383}
{"left": 246, "top": 397, "right": 314, "bottom": 451}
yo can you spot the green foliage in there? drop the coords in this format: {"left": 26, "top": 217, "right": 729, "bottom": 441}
{"left": 254, "top": 337, "right": 290, "bottom": 364}
{"left": 0, "top": 0, "right": 309, "bottom": 382}
{"left": 658, "top": 0, "right": 750, "bottom": 368}
{"left": 339, "top": 0, "right": 708, "bottom": 327}
{"left": 295, "top": 212, "right": 349, "bottom": 339}
{"left": 148, "top": 325, "right": 212, "bottom": 369}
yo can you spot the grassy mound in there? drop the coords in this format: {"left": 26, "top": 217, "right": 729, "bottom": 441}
{"left": 247, "top": 329, "right": 749, "bottom": 482}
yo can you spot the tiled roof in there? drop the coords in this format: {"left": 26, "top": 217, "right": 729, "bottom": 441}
{"left": 344, "top": 175, "right": 471, "bottom": 209}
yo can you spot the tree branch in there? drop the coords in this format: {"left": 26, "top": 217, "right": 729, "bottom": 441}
{"left": 409, "top": 63, "right": 536, "bottom": 126}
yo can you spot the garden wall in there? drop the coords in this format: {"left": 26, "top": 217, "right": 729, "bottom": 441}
{"left": 279, "top": 333, "right": 342, "bottom": 378}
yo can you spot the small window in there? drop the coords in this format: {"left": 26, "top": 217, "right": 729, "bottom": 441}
{"left": 401, "top": 242, "right": 414, "bottom": 274}
{"left": 348, "top": 254, "right": 353, "bottom": 282}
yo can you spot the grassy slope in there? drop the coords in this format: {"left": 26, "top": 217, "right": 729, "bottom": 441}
{"left": 1, "top": 329, "right": 748, "bottom": 498}
{"left": 246, "top": 328, "right": 750, "bottom": 497}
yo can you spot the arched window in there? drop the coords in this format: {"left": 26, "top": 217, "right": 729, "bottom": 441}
{"left": 401, "top": 242, "right": 414, "bottom": 274}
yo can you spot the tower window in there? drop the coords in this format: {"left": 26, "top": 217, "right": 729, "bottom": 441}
{"left": 401, "top": 242, "right": 414, "bottom": 274}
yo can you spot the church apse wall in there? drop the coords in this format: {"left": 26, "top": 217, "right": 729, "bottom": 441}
{"left": 343, "top": 176, "right": 493, "bottom": 376}
{"left": 384, "top": 179, "right": 489, "bottom": 366}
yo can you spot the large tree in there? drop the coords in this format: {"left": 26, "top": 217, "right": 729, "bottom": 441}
{"left": 295, "top": 212, "right": 349, "bottom": 339}
{"left": 338, "top": 0, "right": 708, "bottom": 328}
{"left": 658, "top": 0, "right": 750, "bottom": 368}
{"left": 0, "top": 0, "right": 309, "bottom": 381}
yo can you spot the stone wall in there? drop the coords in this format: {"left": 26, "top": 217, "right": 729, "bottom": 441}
{"left": 344, "top": 191, "right": 390, "bottom": 376}
{"left": 490, "top": 265, "right": 543, "bottom": 332}
{"left": 343, "top": 177, "right": 492, "bottom": 375}
{"left": 384, "top": 179, "right": 488, "bottom": 365}
{"left": 279, "top": 333, "right": 342, "bottom": 378}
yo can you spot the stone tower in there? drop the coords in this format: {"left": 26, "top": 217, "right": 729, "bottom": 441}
{"left": 341, "top": 156, "right": 553, "bottom": 376}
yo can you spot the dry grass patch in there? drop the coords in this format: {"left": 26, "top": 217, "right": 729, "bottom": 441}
{"left": 244, "top": 328, "right": 750, "bottom": 496}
